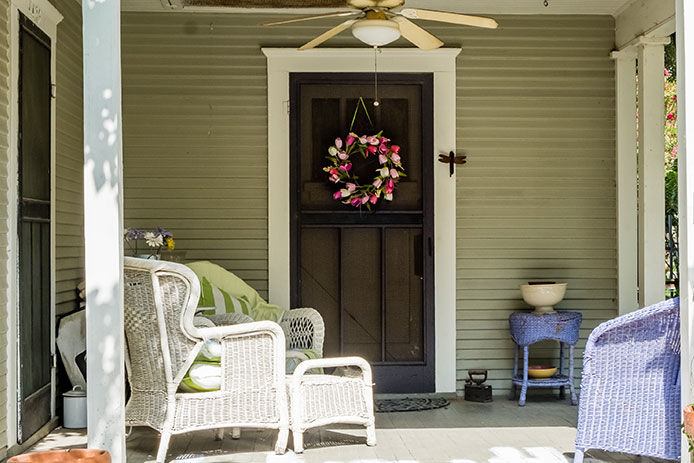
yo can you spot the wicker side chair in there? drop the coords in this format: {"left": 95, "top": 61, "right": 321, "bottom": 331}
{"left": 123, "top": 257, "right": 289, "bottom": 462}
{"left": 574, "top": 298, "right": 680, "bottom": 463}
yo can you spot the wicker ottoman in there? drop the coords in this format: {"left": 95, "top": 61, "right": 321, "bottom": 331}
{"left": 287, "top": 356, "right": 376, "bottom": 453}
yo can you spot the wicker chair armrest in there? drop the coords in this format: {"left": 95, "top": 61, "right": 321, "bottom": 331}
{"left": 280, "top": 307, "right": 325, "bottom": 357}
{"left": 585, "top": 298, "right": 679, "bottom": 354}
{"left": 191, "top": 320, "right": 285, "bottom": 343}
{"left": 292, "top": 356, "right": 372, "bottom": 383}
{"left": 202, "top": 312, "right": 254, "bottom": 326}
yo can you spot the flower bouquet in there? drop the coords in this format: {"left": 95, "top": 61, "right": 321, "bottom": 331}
{"left": 124, "top": 227, "right": 175, "bottom": 260}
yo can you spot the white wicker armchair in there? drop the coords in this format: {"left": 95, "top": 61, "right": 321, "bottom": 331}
{"left": 203, "top": 306, "right": 325, "bottom": 359}
{"left": 123, "top": 257, "right": 289, "bottom": 462}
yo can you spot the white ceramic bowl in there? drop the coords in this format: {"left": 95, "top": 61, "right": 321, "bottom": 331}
{"left": 520, "top": 283, "right": 567, "bottom": 314}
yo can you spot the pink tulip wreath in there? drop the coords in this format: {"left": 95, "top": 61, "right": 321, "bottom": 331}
{"left": 323, "top": 131, "right": 406, "bottom": 209}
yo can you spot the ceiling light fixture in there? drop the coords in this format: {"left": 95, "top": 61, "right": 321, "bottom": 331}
{"left": 351, "top": 19, "right": 401, "bottom": 46}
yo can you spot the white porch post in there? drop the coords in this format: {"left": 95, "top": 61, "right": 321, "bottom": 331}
{"left": 678, "top": 0, "right": 694, "bottom": 458}
{"left": 611, "top": 50, "right": 639, "bottom": 315}
{"left": 637, "top": 38, "right": 669, "bottom": 307}
{"left": 81, "top": 0, "right": 126, "bottom": 459}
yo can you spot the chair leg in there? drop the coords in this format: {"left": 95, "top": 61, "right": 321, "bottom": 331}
{"left": 275, "top": 427, "right": 289, "bottom": 455}
{"left": 231, "top": 427, "right": 241, "bottom": 439}
{"left": 574, "top": 448, "right": 584, "bottom": 463}
{"left": 366, "top": 423, "right": 377, "bottom": 446}
{"left": 293, "top": 429, "right": 304, "bottom": 454}
{"left": 214, "top": 428, "right": 224, "bottom": 441}
{"left": 156, "top": 430, "right": 171, "bottom": 463}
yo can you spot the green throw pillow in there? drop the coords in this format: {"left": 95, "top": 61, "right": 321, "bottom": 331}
{"left": 198, "top": 277, "right": 251, "bottom": 316}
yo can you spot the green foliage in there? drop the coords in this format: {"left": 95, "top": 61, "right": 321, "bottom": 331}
{"left": 665, "top": 35, "right": 677, "bottom": 80}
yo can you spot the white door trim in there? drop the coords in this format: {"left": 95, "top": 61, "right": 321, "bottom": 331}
{"left": 7, "top": 0, "right": 62, "bottom": 448}
{"left": 262, "top": 47, "right": 459, "bottom": 393}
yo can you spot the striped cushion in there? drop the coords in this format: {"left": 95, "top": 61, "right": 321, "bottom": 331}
{"left": 198, "top": 276, "right": 251, "bottom": 316}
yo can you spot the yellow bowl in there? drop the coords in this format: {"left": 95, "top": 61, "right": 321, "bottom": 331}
{"left": 528, "top": 365, "right": 557, "bottom": 379}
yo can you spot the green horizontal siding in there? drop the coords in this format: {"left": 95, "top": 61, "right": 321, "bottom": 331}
{"left": 120, "top": 12, "right": 617, "bottom": 392}
{"left": 53, "top": 0, "right": 84, "bottom": 317}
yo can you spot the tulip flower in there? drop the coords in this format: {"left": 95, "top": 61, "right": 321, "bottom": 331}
{"left": 328, "top": 146, "right": 338, "bottom": 156}
{"left": 350, "top": 197, "right": 362, "bottom": 207}
{"left": 335, "top": 138, "right": 343, "bottom": 149}
{"left": 379, "top": 167, "right": 389, "bottom": 177}
{"left": 329, "top": 168, "right": 339, "bottom": 176}
{"left": 387, "top": 179, "right": 395, "bottom": 189}
{"left": 367, "top": 146, "right": 377, "bottom": 155}
{"left": 369, "top": 194, "right": 378, "bottom": 204}
{"left": 346, "top": 183, "right": 356, "bottom": 192}
{"left": 341, "top": 189, "right": 350, "bottom": 197}
{"left": 390, "top": 169, "right": 399, "bottom": 179}
{"left": 378, "top": 154, "right": 388, "bottom": 165}
{"left": 359, "top": 136, "right": 367, "bottom": 144}
{"left": 330, "top": 174, "right": 339, "bottom": 183}
{"left": 366, "top": 136, "right": 379, "bottom": 145}
{"left": 379, "top": 137, "right": 390, "bottom": 144}
{"left": 373, "top": 178, "right": 383, "bottom": 188}
{"left": 385, "top": 185, "right": 394, "bottom": 195}
{"left": 333, "top": 191, "right": 342, "bottom": 200}
{"left": 338, "top": 151, "right": 348, "bottom": 160}
{"left": 391, "top": 153, "right": 401, "bottom": 164}
{"left": 391, "top": 145, "right": 400, "bottom": 154}
{"left": 384, "top": 193, "right": 393, "bottom": 201}
{"left": 346, "top": 134, "right": 355, "bottom": 146}
{"left": 379, "top": 143, "right": 389, "bottom": 154}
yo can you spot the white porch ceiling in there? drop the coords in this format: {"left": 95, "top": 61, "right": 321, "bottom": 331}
{"left": 121, "top": 0, "right": 635, "bottom": 16}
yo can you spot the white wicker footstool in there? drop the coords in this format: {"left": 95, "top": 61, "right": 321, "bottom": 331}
{"left": 288, "top": 356, "right": 376, "bottom": 453}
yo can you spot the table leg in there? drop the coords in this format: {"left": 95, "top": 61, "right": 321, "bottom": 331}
{"left": 569, "top": 344, "right": 577, "bottom": 405}
{"left": 559, "top": 342, "right": 565, "bottom": 400}
{"left": 509, "top": 344, "right": 519, "bottom": 400}
{"left": 519, "top": 345, "right": 528, "bottom": 406}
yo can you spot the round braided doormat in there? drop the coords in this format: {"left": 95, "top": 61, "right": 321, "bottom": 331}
{"left": 374, "top": 397, "right": 450, "bottom": 413}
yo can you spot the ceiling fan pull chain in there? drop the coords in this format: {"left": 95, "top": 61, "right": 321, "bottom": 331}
{"left": 373, "top": 45, "right": 380, "bottom": 107}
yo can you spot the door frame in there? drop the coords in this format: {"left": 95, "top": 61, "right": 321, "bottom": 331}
{"left": 263, "top": 48, "right": 460, "bottom": 393}
{"left": 7, "top": 0, "right": 62, "bottom": 448}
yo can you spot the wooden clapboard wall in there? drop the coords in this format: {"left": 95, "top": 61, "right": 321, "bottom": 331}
{"left": 53, "top": 0, "right": 85, "bottom": 318}
{"left": 120, "top": 12, "right": 617, "bottom": 393}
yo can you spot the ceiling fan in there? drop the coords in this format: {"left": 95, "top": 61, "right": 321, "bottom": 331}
{"left": 263, "top": 0, "right": 498, "bottom": 50}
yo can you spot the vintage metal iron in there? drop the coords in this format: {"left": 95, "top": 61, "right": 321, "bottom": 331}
{"left": 464, "top": 369, "right": 492, "bottom": 403}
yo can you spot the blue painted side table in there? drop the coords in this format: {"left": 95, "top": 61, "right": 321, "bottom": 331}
{"left": 508, "top": 311, "right": 582, "bottom": 406}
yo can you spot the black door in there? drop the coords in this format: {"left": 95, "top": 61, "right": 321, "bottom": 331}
{"left": 17, "top": 13, "right": 52, "bottom": 442}
{"left": 290, "top": 73, "right": 435, "bottom": 393}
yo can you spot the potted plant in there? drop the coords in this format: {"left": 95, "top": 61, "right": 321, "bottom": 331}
{"left": 684, "top": 404, "right": 694, "bottom": 460}
{"left": 8, "top": 449, "right": 110, "bottom": 463}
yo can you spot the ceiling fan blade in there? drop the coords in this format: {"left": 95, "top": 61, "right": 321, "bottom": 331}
{"left": 392, "top": 17, "right": 443, "bottom": 50}
{"left": 263, "top": 11, "right": 359, "bottom": 26}
{"left": 299, "top": 19, "right": 357, "bottom": 50}
{"left": 399, "top": 8, "right": 498, "bottom": 29}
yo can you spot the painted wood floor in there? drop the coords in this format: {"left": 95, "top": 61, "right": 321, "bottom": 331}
{"left": 28, "top": 397, "right": 671, "bottom": 463}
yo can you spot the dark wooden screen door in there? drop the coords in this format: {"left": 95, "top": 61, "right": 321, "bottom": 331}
{"left": 290, "top": 73, "right": 434, "bottom": 393}
{"left": 17, "top": 13, "right": 53, "bottom": 442}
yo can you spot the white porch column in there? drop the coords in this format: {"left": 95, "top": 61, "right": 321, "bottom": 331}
{"left": 677, "top": 0, "right": 694, "bottom": 458}
{"left": 81, "top": 0, "right": 126, "bottom": 460}
{"left": 611, "top": 49, "right": 639, "bottom": 315}
{"left": 637, "top": 38, "right": 669, "bottom": 307}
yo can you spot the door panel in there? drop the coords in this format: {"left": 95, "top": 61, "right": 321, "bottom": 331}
{"left": 291, "top": 73, "right": 434, "bottom": 393}
{"left": 18, "top": 13, "right": 52, "bottom": 442}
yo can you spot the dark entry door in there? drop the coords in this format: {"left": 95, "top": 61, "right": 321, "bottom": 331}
{"left": 290, "top": 73, "right": 434, "bottom": 393}
{"left": 17, "top": 13, "right": 53, "bottom": 442}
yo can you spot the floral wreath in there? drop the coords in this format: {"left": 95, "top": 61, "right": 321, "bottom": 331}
{"left": 323, "top": 130, "right": 406, "bottom": 208}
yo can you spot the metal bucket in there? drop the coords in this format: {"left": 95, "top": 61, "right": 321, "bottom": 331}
{"left": 63, "top": 385, "right": 87, "bottom": 429}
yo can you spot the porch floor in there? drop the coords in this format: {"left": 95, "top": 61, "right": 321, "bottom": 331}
{"left": 28, "top": 396, "right": 670, "bottom": 463}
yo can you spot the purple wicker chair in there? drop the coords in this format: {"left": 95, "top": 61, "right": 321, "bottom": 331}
{"left": 574, "top": 298, "right": 680, "bottom": 463}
